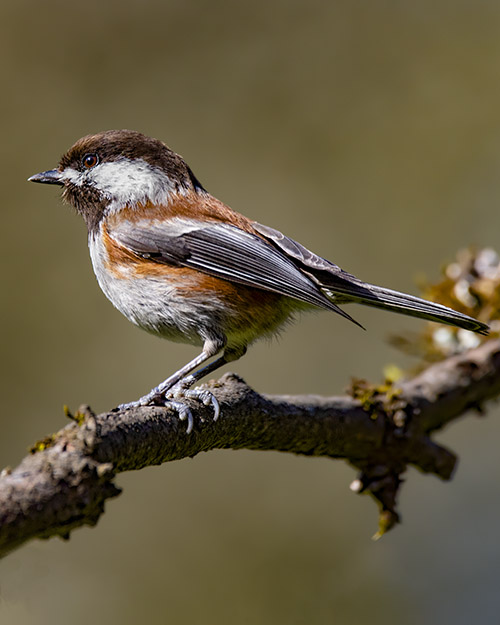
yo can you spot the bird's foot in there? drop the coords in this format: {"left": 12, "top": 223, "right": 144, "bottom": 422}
{"left": 117, "top": 375, "right": 220, "bottom": 434}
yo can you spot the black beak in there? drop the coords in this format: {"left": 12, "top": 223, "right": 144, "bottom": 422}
{"left": 28, "top": 169, "right": 63, "bottom": 186}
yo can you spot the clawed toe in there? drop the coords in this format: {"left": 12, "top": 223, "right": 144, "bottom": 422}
{"left": 166, "top": 400, "right": 194, "bottom": 434}
{"left": 166, "top": 386, "right": 220, "bottom": 422}
{"left": 118, "top": 380, "right": 220, "bottom": 434}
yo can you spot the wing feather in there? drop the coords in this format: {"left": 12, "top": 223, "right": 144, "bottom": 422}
{"left": 253, "top": 221, "right": 489, "bottom": 334}
{"left": 109, "top": 218, "right": 362, "bottom": 326}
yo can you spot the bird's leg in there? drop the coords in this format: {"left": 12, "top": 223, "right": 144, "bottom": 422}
{"left": 163, "top": 346, "right": 247, "bottom": 427}
{"left": 119, "top": 339, "right": 224, "bottom": 407}
{"left": 118, "top": 341, "right": 247, "bottom": 433}
{"left": 175, "top": 345, "right": 247, "bottom": 388}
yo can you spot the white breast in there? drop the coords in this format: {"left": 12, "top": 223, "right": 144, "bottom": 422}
{"left": 88, "top": 230, "right": 228, "bottom": 348}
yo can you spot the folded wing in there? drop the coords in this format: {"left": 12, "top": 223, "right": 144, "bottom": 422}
{"left": 109, "top": 218, "right": 362, "bottom": 327}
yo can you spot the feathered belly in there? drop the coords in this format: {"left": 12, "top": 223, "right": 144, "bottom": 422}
{"left": 88, "top": 232, "right": 300, "bottom": 349}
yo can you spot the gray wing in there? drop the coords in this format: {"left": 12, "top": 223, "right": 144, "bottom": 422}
{"left": 253, "top": 222, "right": 489, "bottom": 334}
{"left": 252, "top": 222, "right": 359, "bottom": 290}
{"left": 109, "top": 218, "right": 361, "bottom": 325}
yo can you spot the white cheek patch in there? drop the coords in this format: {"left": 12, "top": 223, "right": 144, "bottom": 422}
{"left": 62, "top": 158, "right": 180, "bottom": 209}
{"left": 90, "top": 159, "right": 173, "bottom": 204}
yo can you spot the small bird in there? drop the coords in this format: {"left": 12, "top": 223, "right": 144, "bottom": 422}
{"left": 29, "top": 130, "right": 488, "bottom": 431}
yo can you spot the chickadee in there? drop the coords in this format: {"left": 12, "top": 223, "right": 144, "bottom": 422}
{"left": 29, "top": 130, "right": 488, "bottom": 432}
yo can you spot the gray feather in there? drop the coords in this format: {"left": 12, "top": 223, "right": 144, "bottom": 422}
{"left": 110, "top": 219, "right": 363, "bottom": 327}
{"left": 253, "top": 221, "right": 489, "bottom": 335}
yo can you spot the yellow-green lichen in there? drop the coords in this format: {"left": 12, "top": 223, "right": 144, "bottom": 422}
{"left": 349, "top": 377, "right": 402, "bottom": 419}
{"left": 63, "top": 405, "right": 87, "bottom": 426}
{"left": 372, "top": 509, "right": 399, "bottom": 541}
{"left": 29, "top": 434, "right": 56, "bottom": 454}
{"left": 391, "top": 248, "right": 500, "bottom": 363}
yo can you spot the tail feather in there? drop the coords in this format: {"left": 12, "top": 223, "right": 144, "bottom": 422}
{"left": 251, "top": 221, "right": 488, "bottom": 335}
{"left": 322, "top": 278, "right": 489, "bottom": 335}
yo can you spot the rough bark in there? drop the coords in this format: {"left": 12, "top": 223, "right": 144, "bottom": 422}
{"left": 1, "top": 338, "right": 499, "bottom": 556}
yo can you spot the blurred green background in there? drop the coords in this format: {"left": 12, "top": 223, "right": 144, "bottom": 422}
{"left": 2, "top": 1, "right": 500, "bottom": 623}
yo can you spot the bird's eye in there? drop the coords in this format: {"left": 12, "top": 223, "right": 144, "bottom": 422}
{"left": 82, "top": 153, "right": 99, "bottom": 169}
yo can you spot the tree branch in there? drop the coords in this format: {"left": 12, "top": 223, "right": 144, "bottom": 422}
{"left": 1, "top": 338, "right": 499, "bottom": 557}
